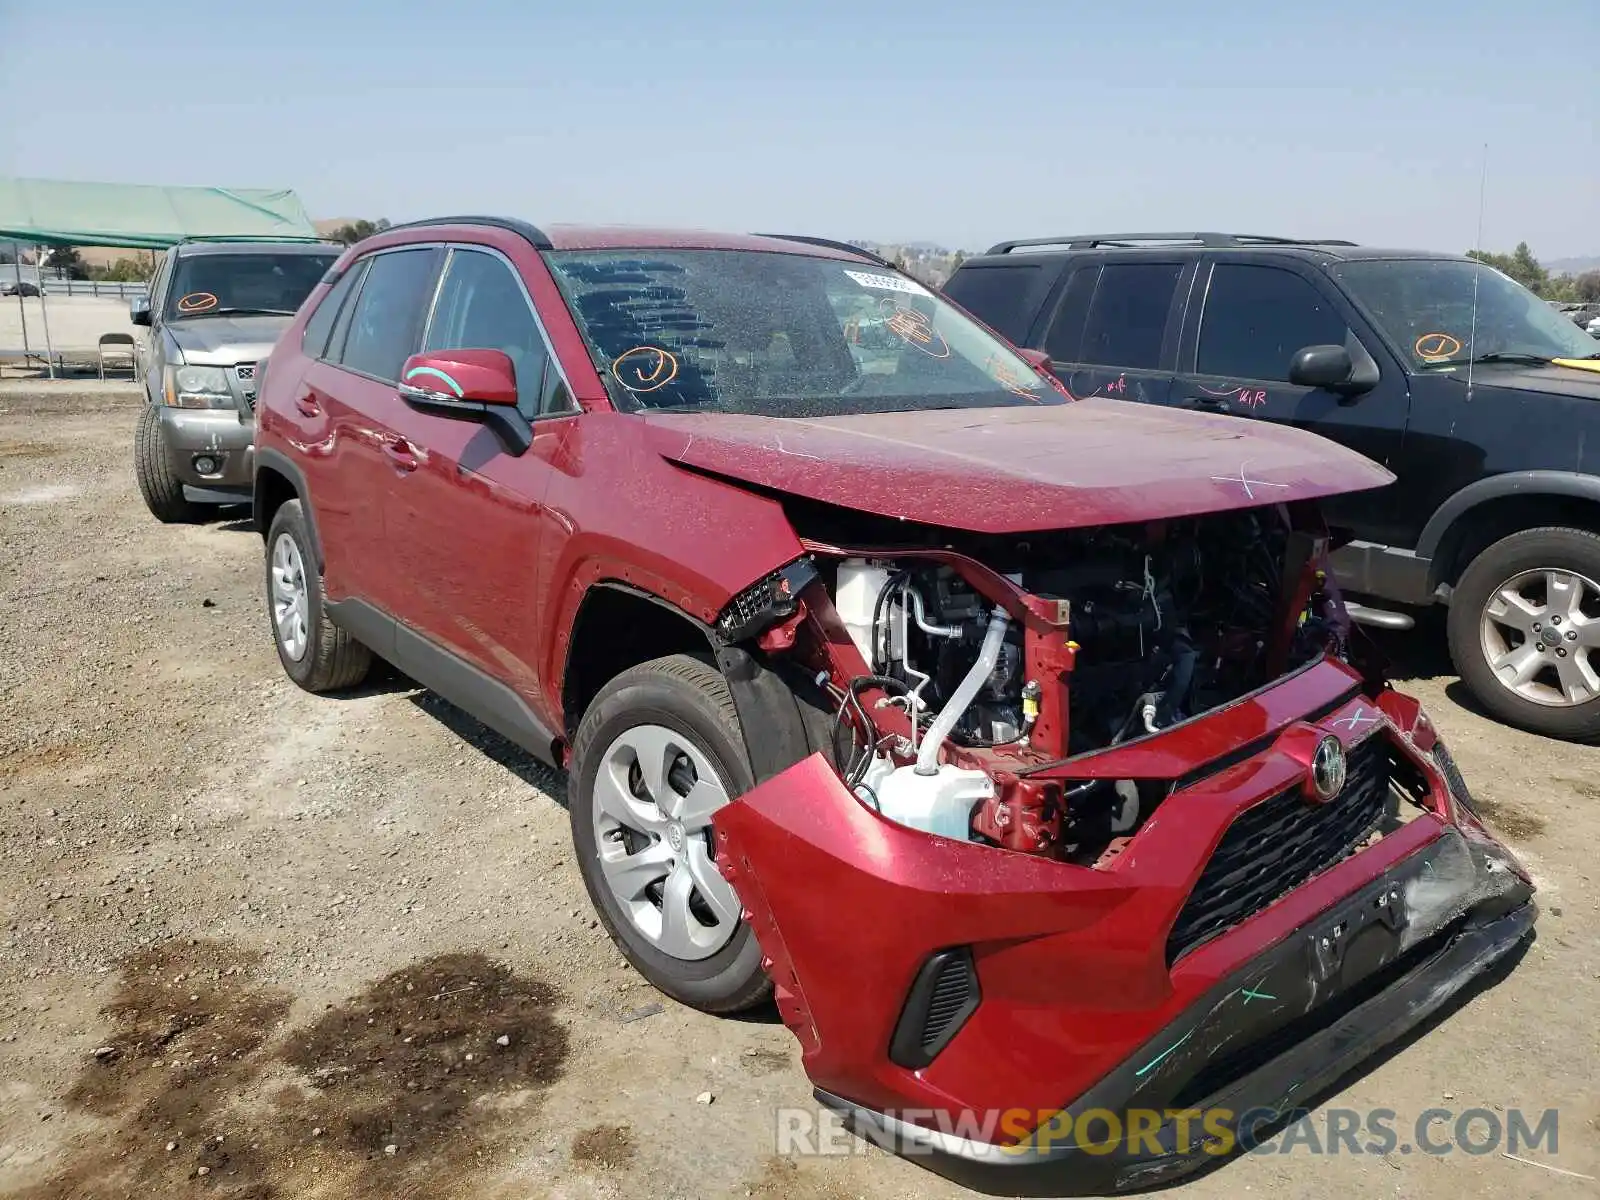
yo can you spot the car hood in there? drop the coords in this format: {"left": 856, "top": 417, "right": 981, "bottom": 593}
{"left": 642, "top": 399, "right": 1395, "bottom": 533}
{"left": 168, "top": 315, "right": 291, "bottom": 365}
{"left": 1458, "top": 360, "right": 1600, "bottom": 399}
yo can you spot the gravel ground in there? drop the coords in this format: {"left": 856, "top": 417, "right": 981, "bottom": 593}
{"left": 1, "top": 381, "right": 1596, "bottom": 1199}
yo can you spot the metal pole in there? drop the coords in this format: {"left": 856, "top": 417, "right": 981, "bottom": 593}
{"left": 11, "top": 241, "right": 32, "bottom": 371}
{"left": 36, "top": 244, "right": 56, "bottom": 379}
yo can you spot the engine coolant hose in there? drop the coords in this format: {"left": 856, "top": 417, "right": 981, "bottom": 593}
{"left": 915, "top": 607, "right": 1011, "bottom": 776}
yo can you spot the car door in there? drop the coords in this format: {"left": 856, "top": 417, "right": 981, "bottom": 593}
{"left": 1173, "top": 259, "right": 1411, "bottom": 542}
{"left": 382, "top": 243, "right": 579, "bottom": 714}
{"left": 1035, "top": 258, "right": 1191, "bottom": 405}
{"left": 295, "top": 245, "right": 443, "bottom": 611}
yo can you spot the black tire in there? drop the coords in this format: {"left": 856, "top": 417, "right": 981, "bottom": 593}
{"left": 264, "top": 499, "right": 372, "bottom": 694}
{"left": 1448, "top": 526, "right": 1600, "bottom": 741}
{"left": 133, "top": 404, "right": 206, "bottom": 523}
{"left": 569, "top": 653, "right": 771, "bottom": 1014}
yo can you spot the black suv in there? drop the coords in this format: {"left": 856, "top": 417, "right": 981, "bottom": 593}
{"left": 945, "top": 232, "right": 1600, "bottom": 740}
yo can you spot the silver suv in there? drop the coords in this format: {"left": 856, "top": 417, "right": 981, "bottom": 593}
{"left": 132, "top": 240, "right": 339, "bottom": 521}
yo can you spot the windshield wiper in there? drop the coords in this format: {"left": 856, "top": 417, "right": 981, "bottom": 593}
{"left": 182, "top": 306, "right": 298, "bottom": 318}
{"left": 1425, "top": 352, "right": 1553, "bottom": 368}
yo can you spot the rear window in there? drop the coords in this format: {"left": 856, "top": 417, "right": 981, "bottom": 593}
{"left": 941, "top": 264, "right": 1053, "bottom": 345}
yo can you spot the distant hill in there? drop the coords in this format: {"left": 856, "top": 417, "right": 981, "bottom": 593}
{"left": 1549, "top": 256, "right": 1600, "bottom": 275}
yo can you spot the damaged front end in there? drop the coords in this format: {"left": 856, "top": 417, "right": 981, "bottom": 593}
{"left": 706, "top": 499, "right": 1536, "bottom": 1194}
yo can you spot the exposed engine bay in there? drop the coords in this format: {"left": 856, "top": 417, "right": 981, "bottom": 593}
{"left": 733, "top": 504, "right": 1352, "bottom": 863}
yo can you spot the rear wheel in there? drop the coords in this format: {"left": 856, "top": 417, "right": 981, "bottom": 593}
{"left": 1448, "top": 526, "right": 1600, "bottom": 741}
{"left": 569, "top": 654, "right": 770, "bottom": 1014}
{"left": 133, "top": 404, "right": 205, "bottom": 523}
{"left": 264, "top": 499, "right": 371, "bottom": 693}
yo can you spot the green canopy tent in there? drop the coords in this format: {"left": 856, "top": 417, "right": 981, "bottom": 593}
{"left": 0, "top": 177, "right": 321, "bottom": 376}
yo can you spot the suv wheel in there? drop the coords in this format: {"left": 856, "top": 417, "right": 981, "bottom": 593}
{"left": 569, "top": 654, "right": 770, "bottom": 1014}
{"left": 133, "top": 405, "right": 205, "bottom": 523}
{"left": 264, "top": 499, "right": 372, "bottom": 693}
{"left": 1448, "top": 526, "right": 1600, "bottom": 740}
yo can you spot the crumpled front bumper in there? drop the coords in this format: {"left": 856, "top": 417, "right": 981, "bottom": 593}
{"left": 815, "top": 832, "right": 1533, "bottom": 1195}
{"left": 712, "top": 675, "right": 1535, "bottom": 1196}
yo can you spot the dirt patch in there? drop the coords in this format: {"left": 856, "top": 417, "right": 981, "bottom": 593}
{"left": 0, "top": 741, "right": 85, "bottom": 780}
{"left": 570, "top": 1123, "right": 635, "bottom": 1170}
{"left": 0, "top": 439, "right": 58, "bottom": 459}
{"left": 739, "top": 1047, "right": 792, "bottom": 1076}
{"left": 1557, "top": 775, "right": 1600, "bottom": 804}
{"left": 279, "top": 952, "right": 569, "bottom": 1159}
{"left": 1470, "top": 794, "right": 1549, "bottom": 840}
{"left": 19, "top": 945, "right": 569, "bottom": 1200}
{"left": 743, "top": 1155, "right": 857, "bottom": 1199}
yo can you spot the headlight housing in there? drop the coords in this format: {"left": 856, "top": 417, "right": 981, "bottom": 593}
{"left": 164, "top": 364, "right": 234, "bottom": 409}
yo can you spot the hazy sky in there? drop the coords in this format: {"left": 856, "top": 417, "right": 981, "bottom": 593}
{"left": 3, "top": 0, "right": 1595, "bottom": 257}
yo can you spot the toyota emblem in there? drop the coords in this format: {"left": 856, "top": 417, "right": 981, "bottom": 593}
{"left": 1310, "top": 736, "right": 1347, "bottom": 802}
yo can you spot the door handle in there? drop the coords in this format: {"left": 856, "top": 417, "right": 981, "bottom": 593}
{"left": 1186, "top": 396, "right": 1232, "bottom": 415}
{"left": 383, "top": 438, "right": 419, "bottom": 472}
{"left": 294, "top": 394, "right": 321, "bottom": 418}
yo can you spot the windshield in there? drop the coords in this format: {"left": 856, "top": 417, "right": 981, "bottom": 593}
{"left": 1333, "top": 258, "right": 1598, "bottom": 368}
{"left": 543, "top": 249, "right": 1062, "bottom": 416}
{"left": 167, "top": 252, "right": 337, "bottom": 319}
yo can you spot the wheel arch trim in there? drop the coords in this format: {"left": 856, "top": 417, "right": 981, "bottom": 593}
{"left": 253, "top": 447, "right": 324, "bottom": 570}
{"left": 1418, "top": 471, "right": 1600, "bottom": 563}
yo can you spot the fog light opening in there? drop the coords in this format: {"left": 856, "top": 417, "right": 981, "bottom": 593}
{"left": 193, "top": 455, "right": 220, "bottom": 475}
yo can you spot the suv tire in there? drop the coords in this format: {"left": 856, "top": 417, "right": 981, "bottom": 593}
{"left": 569, "top": 653, "right": 771, "bottom": 1014}
{"left": 1448, "top": 526, "right": 1600, "bottom": 741}
{"left": 134, "top": 404, "right": 205, "bottom": 523}
{"left": 264, "top": 499, "right": 372, "bottom": 693}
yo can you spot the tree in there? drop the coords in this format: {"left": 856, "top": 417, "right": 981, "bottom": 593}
{"left": 90, "top": 256, "right": 153, "bottom": 283}
{"left": 45, "top": 245, "right": 90, "bottom": 280}
{"left": 1571, "top": 271, "right": 1600, "bottom": 304}
{"left": 327, "top": 218, "right": 392, "bottom": 246}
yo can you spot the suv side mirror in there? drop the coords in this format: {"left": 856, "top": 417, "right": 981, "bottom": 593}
{"left": 1016, "top": 347, "right": 1053, "bottom": 373}
{"left": 1288, "top": 344, "right": 1363, "bottom": 392}
{"left": 398, "top": 349, "right": 531, "bottom": 455}
{"left": 129, "top": 295, "right": 152, "bottom": 327}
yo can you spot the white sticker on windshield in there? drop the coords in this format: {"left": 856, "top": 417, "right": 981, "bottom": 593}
{"left": 843, "top": 269, "right": 929, "bottom": 296}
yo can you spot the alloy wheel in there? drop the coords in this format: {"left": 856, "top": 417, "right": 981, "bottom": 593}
{"left": 270, "top": 532, "right": 311, "bottom": 663}
{"left": 1479, "top": 567, "right": 1600, "bottom": 707}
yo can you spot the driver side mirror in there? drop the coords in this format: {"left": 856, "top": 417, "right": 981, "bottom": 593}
{"left": 129, "top": 295, "right": 151, "bottom": 327}
{"left": 1288, "top": 342, "right": 1378, "bottom": 397}
{"left": 398, "top": 349, "right": 531, "bottom": 455}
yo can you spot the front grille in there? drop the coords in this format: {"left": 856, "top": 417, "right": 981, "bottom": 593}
{"left": 234, "top": 363, "right": 256, "bottom": 381}
{"left": 1166, "top": 736, "right": 1390, "bottom": 964}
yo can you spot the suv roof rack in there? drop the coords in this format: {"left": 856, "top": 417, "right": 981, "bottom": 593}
{"left": 985, "top": 232, "right": 1360, "bottom": 254}
{"left": 754, "top": 233, "right": 896, "bottom": 269}
{"left": 381, "top": 215, "right": 554, "bottom": 250}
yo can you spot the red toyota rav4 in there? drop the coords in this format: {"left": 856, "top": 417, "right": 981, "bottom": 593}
{"left": 252, "top": 218, "right": 1534, "bottom": 1193}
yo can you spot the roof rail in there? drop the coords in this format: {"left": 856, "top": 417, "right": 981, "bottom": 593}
{"left": 754, "top": 233, "right": 896, "bottom": 269}
{"left": 985, "top": 233, "right": 1360, "bottom": 254}
{"left": 379, "top": 215, "right": 554, "bottom": 250}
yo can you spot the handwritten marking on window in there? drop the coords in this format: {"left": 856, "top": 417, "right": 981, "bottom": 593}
{"left": 880, "top": 301, "right": 950, "bottom": 359}
{"left": 177, "top": 292, "right": 219, "bottom": 313}
{"left": 611, "top": 345, "right": 679, "bottom": 393}
{"left": 1414, "top": 332, "right": 1462, "bottom": 361}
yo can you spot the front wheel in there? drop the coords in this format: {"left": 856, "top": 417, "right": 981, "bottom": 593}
{"left": 133, "top": 405, "right": 205, "bottom": 523}
{"left": 569, "top": 654, "right": 770, "bottom": 1014}
{"left": 1448, "top": 526, "right": 1600, "bottom": 741}
{"left": 264, "top": 499, "right": 372, "bottom": 694}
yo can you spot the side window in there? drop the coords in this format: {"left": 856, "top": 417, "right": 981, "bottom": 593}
{"left": 148, "top": 252, "right": 173, "bottom": 321}
{"left": 1198, "top": 264, "right": 1348, "bottom": 382}
{"left": 1078, "top": 262, "right": 1182, "bottom": 370}
{"left": 325, "top": 259, "right": 369, "bottom": 365}
{"left": 339, "top": 249, "right": 441, "bottom": 383}
{"left": 940, "top": 264, "right": 1052, "bottom": 345}
{"left": 301, "top": 265, "right": 362, "bottom": 360}
{"left": 423, "top": 248, "right": 561, "bottom": 418}
{"left": 1042, "top": 266, "right": 1101, "bottom": 364}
